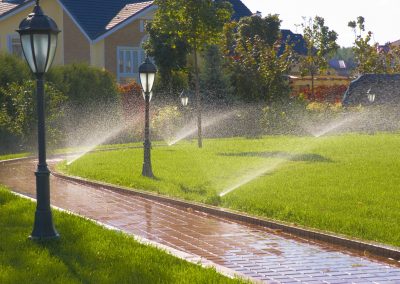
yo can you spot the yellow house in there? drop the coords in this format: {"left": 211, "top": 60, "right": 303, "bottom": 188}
{"left": 0, "top": 0, "right": 252, "bottom": 83}
{"left": 0, "top": 0, "right": 156, "bottom": 82}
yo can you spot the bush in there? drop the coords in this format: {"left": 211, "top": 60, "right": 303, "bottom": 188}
{"left": 294, "top": 84, "right": 348, "bottom": 103}
{"left": 0, "top": 53, "right": 31, "bottom": 87}
{"left": 0, "top": 80, "right": 66, "bottom": 149}
{"left": 47, "top": 63, "right": 119, "bottom": 107}
{"left": 152, "top": 105, "right": 183, "bottom": 141}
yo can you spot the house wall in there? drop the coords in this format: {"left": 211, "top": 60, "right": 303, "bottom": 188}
{"left": 104, "top": 14, "right": 153, "bottom": 79}
{"left": 0, "top": 0, "right": 64, "bottom": 66}
{"left": 90, "top": 40, "right": 105, "bottom": 69}
{"left": 63, "top": 11, "right": 90, "bottom": 64}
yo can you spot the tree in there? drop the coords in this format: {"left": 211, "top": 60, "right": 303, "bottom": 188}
{"left": 299, "top": 16, "right": 339, "bottom": 99}
{"left": 223, "top": 14, "right": 295, "bottom": 103}
{"left": 237, "top": 14, "right": 281, "bottom": 48}
{"left": 145, "top": 24, "right": 189, "bottom": 93}
{"left": 348, "top": 17, "right": 380, "bottom": 74}
{"left": 348, "top": 17, "right": 400, "bottom": 74}
{"left": 200, "top": 45, "right": 233, "bottom": 104}
{"left": 146, "top": 0, "right": 232, "bottom": 148}
{"left": 229, "top": 36, "right": 294, "bottom": 103}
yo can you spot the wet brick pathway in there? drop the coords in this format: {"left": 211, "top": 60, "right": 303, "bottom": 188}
{"left": 1, "top": 158, "right": 400, "bottom": 283}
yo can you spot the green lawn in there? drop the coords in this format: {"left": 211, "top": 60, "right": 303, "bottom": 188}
{"left": 0, "top": 153, "right": 30, "bottom": 161}
{"left": 58, "top": 134, "right": 400, "bottom": 247}
{"left": 0, "top": 186, "right": 244, "bottom": 284}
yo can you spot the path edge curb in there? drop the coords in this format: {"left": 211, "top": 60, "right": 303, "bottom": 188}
{"left": 52, "top": 171, "right": 400, "bottom": 262}
{"left": 9, "top": 191, "right": 257, "bottom": 283}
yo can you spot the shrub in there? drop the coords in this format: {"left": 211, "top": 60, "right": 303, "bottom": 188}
{"left": 0, "top": 80, "right": 66, "bottom": 149}
{"left": 294, "top": 84, "right": 348, "bottom": 103}
{"left": 152, "top": 105, "right": 183, "bottom": 141}
{"left": 0, "top": 53, "right": 31, "bottom": 87}
{"left": 47, "top": 63, "right": 119, "bottom": 107}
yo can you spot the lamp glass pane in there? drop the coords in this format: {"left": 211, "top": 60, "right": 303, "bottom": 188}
{"left": 147, "top": 73, "right": 155, "bottom": 92}
{"left": 181, "top": 97, "right": 188, "bottom": 106}
{"left": 142, "top": 91, "right": 153, "bottom": 102}
{"left": 21, "top": 34, "right": 36, "bottom": 73}
{"left": 140, "top": 73, "right": 147, "bottom": 92}
{"left": 33, "top": 34, "right": 49, "bottom": 73}
{"left": 45, "top": 34, "right": 57, "bottom": 72}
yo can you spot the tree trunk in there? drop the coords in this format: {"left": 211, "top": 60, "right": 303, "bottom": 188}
{"left": 311, "top": 71, "right": 315, "bottom": 101}
{"left": 194, "top": 45, "right": 202, "bottom": 148}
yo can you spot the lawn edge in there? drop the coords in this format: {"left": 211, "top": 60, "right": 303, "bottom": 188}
{"left": 52, "top": 170, "right": 400, "bottom": 263}
{"left": 6, "top": 189, "right": 255, "bottom": 283}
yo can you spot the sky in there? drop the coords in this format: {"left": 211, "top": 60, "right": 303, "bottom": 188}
{"left": 241, "top": 0, "right": 400, "bottom": 47}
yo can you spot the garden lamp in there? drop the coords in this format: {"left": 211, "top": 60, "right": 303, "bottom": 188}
{"left": 142, "top": 91, "right": 153, "bottom": 102}
{"left": 17, "top": 0, "right": 60, "bottom": 75}
{"left": 17, "top": 0, "right": 60, "bottom": 239}
{"left": 139, "top": 57, "right": 156, "bottom": 93}
{"left": 138, "top": 57, "right": 157, "bottom": 178}
{"left": 367, "top": 88, "right": 375, "bottom": 103}
{"left": 180, "top": 90, "right": 189, "bottom": 106}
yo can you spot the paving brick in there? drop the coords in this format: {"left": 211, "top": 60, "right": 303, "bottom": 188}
{"left": 1, "top": 158, "right": 400, "bottom": 284}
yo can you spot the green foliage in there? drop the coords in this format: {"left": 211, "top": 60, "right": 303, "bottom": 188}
{"left": 222, "top": 15, "right": 294, "bottom": 103}
{"left": 0, "top": 80, "right": 66, "bottom": 148}
{"left": 152, "top": 105, "right": 183, "bottom": 140}
{"left": 47, "top": 63, "right": 119, "bottom": 107}
{"left": 261, "top": 97, "right": 308, "bottom": 135}
{"left": 0, "top": 53, "right": 31, "bottom": 87}
{"left": 237, "top": 14, "right": 281, "bottom": 48}
{"left": 299, "top": 16, "right": 339, "bottom": 97}
{"left": 60, "top": 134, "right": 400, "bottom": 247}
{"left": 145, "top": 22, "right": 190, "bottom": 91}
{"left": 200, "top": 45, "right": 233, "bottom": 104}
{"left": 349, "top": 16, "right": 400, "bottom": 74}
{"left": 0, "top": 186, "right": 243, "bottom": 283}
{"left": 146, "top": 0, "right": 233, "bottom": 96}
{"left": 228, "top": 35, "right": 295, "bottom": 103}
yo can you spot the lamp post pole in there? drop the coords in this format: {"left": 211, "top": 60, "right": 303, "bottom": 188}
{"left": 139, "top": 57, "right": 157, "bottom": 178}
{"left": 17, "top": 0, "right": 60, "bottom": 239}
{"left": 142, "top": 91, "right": 153, "bottom": 177}
{"left": 31, "top": 74, "right": 59, "bottom": 239}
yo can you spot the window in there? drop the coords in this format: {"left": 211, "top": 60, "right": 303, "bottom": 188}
{"left": 7, "top": 34, "right": 23, "bottom": 58}
{"left": 117, "top": 47, "right": 146, "bottom": 82}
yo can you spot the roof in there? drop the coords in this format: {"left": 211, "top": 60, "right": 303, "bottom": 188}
{"left": 342, "top": 74, "right": 400, "bottom": 106}
{"left": 228, "top": 0, "right": 252, "bottom": 20}
{"left": 58, "top": 0, "right": 154, "bottom": 40}
{"left": 0, "top": 0, "right": 31, "bottom": 18}
{"left": 1, "top": 0, "right": 252, "bottom": 42}
{"left": 279, "top": 29, "right": 307, "bottom": 56}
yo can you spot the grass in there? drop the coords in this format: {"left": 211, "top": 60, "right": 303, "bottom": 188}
{"left": 0, "top": 153, "right": 30, "bottom": 161}
{"left": 0, "top": 186, "right": 245, "bottom": 284}
{"left": 58, "top": 133, "right": 400, "bottom": 247}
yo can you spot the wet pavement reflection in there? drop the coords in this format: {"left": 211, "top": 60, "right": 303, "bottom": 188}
{"left": 1, "top": 158, "right": 400, "bottom": 283}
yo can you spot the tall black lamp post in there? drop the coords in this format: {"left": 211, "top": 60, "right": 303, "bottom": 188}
{"left": 367, "top": 88, "right": 376, "bottom": 103}
{"left": 180, "top": 90, "right": 189, "bottom": 107}
{"left": 139, "top": 57, "right": 157, "bottom": 178}
{"left": 17, "top": 0, "right": 60, "bottom": 239}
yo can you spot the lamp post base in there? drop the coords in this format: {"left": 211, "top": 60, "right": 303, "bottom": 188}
{"left": 142, "top": 141, "right": 153, "bottom": 178}
{"left": 142, "top": 165, "right": 154, "bottom": 178}
{"left": 30, "top": 169, "right": 59, "bottom": 240}
{"left": 30, "top": 209, "right": 59, "bottom": 240}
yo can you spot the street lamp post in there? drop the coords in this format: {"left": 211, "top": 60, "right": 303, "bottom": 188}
{"left": 139, "top": 57, "right": 157, "bottom": 178}
{"left": 180, "top": 90, "right": 189, "bottom": 107}
{"left": 17, "top": 0, "right": 60, "bottom": 240}
{"left": 367, "top": 88, "right": 376, "bottom": 103}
